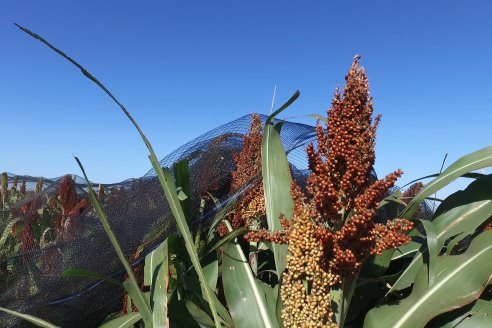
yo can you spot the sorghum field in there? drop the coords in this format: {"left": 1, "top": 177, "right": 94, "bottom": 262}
{"left": 2, "top": 24, "right": 492, "bottom": 328}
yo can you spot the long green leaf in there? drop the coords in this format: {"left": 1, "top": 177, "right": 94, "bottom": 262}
{"left": 185, "top": 275, "right": 235, "bottom": 328}
{"left": 222, "top": 221, "right": 278, "bottom": 328}
{"left": 152, "top": 253, "right": 169, "bottom": 327}
{"left": 99, "top": 312, "right": 143, "bottom": 328}
{"left": 419, "top": 219, "right": 438, "bottom": 286}
{"left": 262, "top": 91, "right": 298, "bottom": 277}
{"left": 144, "top": 238, "right": 168, "bottom": 287}
{"left": 203, "top": 258, "right": 219, "bottom": 291}
{"left": 16, "top": 24, "right": 221, "bottom": 328}
{"left": 154, "top": 167, "right": 221, "bottom": 328}
{"left": 167, "top": 301, "right": 201, "bottom": 327}
{"left": 75, "top": 157, "right": 152, "bottom": 326}
{"left": 388, "top": 175, "right": 492, "bottom": 293}
{"left": 427, "top": 299, "right": 492, "bottom": 327}
{"left": 364, "top": 230, "right": 492, "bottom": 328}
{"left": 332, "top": 273, "right": 359, "bottom": 327}
{"left": 143, "top": 239, "right": 169, "bottom": 327}
{"left": 391, "top": 239, "right": 422, "bottom": 261}
{"left": 173, "top": 160, "right": 193, "bottom": 226}
{"left": 400, "top": 146, "right": 492, "bottom": 219}
{"left": 0, "top": 307, "right": 59, "bottom": 328}
{"left": 346, "top": 249, "right": 395, "bottom": 325}
{"left": 206, "top": 227, "right": 247, "bottom": 254}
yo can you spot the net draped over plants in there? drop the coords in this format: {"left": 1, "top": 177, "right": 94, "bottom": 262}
{"left": 0, "top": 113, "right": 339, "bottom": 327}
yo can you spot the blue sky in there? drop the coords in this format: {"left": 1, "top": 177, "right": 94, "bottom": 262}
{"left": 1, "top": 1, "right": 491, "bottom": 198}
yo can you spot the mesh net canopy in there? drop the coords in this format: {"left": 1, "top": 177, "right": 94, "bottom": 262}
{"left": 0, "top": 113, "right": 326, "bottom": 327}
{"left": 1, "top": 113, "right": 421, "bottom": 327}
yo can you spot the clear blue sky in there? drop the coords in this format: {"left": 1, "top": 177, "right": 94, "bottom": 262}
{"left": 1, "top": 1, "right": 491, "bottom": 198}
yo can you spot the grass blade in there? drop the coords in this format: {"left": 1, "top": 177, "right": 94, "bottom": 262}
{"left": 99, "top": 312, "right": 143, "bottom": 328}
{"left": 0, "top": 307, "right": 60, "bottom": 328}
{"left": 16, "top": 24, "right": 221, "bottom": 328}
{"left": 143, "top": 238, "right": 169, "bottom": 327}
{"left": 152, "top": 165, "right": 221, "bottom": 328}
{"left": 400, "top": 146, "right": 492, "bottom": 219}
{"left": 388, "top": 175, "right": 492, "bottom": 293}
{"left": 365, "top": 230, "right": 492, "bottom": 328}
{"left": 222, "top": 221, "right": 278, "bottom": 328}
{"left": 419, "top": 219, "right": 438, "bottom": 286}
{"left": 262, "top": 91, "right": 299, "bottom": 276}
{"left": 74, "top": 157, "right": 152, "bottom": 326}
{"left": 173, "top": 160, "right": 193, "bottom": 226}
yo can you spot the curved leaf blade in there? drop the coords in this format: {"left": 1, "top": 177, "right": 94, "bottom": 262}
{"left": 365, "top": 230, "right": 492, "bottom": 328}
{"left": 0, "top": 307, "right": 60, "bottom": 328}
{"left": 262, "top": 92, "right": 298, "bottom": 276}
{"left": 388, "top": 175, "right": 492, "bottom": 293}
{"left": 222, "top": 222, "right": 278, "bottom": 328}
{"left": 427, "top": 299, "right": 492, "bottom": 328}
{"left": 400, "top": 146, "right": 492, "bottom": 219}
{"left": 16, "top": 24, "right": 222, "bottom": 328}
{"left": 100, "top": 312, "right": 143, "bottom": 328}
{"left": 75, "top": 157, "right": 152, "bottom": 326}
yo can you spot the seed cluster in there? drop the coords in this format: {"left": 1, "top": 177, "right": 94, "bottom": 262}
{"left": 281, "top": 56, "right": 413, "bottom": 327}
{"left": 217, "top": 114, "right": 267, "bottom": 235}
{"left": 56, "top": 175, "right": 90, "bottom": 238}
{"left": 402, "top": 182, "right": 426, "bottom": 219}
{"left": 0, "top": 172, "right": 7, "bottom": 208}
{"left": 281, "top": 185, "right": 338, "bottom": 328}
{"left": 244, "top": 216, "right": 290, "bottom": 244}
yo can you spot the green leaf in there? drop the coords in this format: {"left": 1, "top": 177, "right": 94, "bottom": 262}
{"left": 203, "top": 258, "right": 219, "bottom": 291}
{"left": 389, "top": 175, "right": 492, "bottom": 293}
{"left": 391, "top": 240, "right": 421, "bottom": 261}
{"left": 143, "top": 238, "right": 169, "bottom": 327}
{"left": 99, "top": 312, "right": 143, "bottom": 328}
{"left": 185, "top": 276, "right": 235, "bottom": 328}
{"left": 122, "top": 280, "right": 152, "bottom": 325}
{"left": 0, "top": 307, "right": 60, "bottom": 328}
{"left": 427, "top": 299, "right": 492, "bottom": 328}
{"left": 154, "top": 167, "right": 221, "bottom": 328}
{"left": 144, "top": 238, "right": 168, "bottom": 287}
{"left": 364, "top": 230, "right": 492, "bottom": 328}
{"left": 419, "top": 219, "right": 438, "bottom": 286}
{"left": 62, "top": 268, "right": 123, "bottom": 287}
{"left": 346, "top": 249, "right": 395, "bottom": 324}
{"left": 262, "top": 91, "right": 298, "bottom": 277}
{"left": 222, "top": 221, "right": 278, "bottom": 328}
{"left": 258, "top": 281, "right": 279, "bottom": 326}
{"left": 152, "top": 252, "right": 169, "bottom": 328}
{"left": 15, "top": 24, "right": 221, "bottom": 328}
{"left": 206, "top": 227, "right": 248, "bottom": 254}
{"left": 332, "top": 272, "right": 359, "bottom": 327}
{"left": 168, "top": 300, "right": 202, "bottom": 328}
{"left": 173, "top": 160, "right": 193, "bottom": 226}
{"left": 75, "top": 157, "right": 152, "bottom": 326}
{"left": 206, "top": 198, "right": 239, "bottom": 243}
{"left": 400, "top": 146, "right": 492, "bottom": 219}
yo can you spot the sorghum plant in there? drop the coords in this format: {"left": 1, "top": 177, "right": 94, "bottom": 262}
{"left": 280, "top": 56, "right": 414, "bottom": 327}
{"left": 218, "top": 114, "right": 267, "bottom": 235}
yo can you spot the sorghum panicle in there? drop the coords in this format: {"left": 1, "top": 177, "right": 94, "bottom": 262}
{"left": 20, "top": 178, "right": 27, "bottom": 195}
{"left": 35, "top": 177, "right": 44, "bottom": 193}
{"left": 218, "top": 114, "right": 266, "bottom": 236}
{"left": 281, "top": 56, "right": 413, "bottom": 327}
{"left": 12, "top": 176, "right": 18, "bottom": 190}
